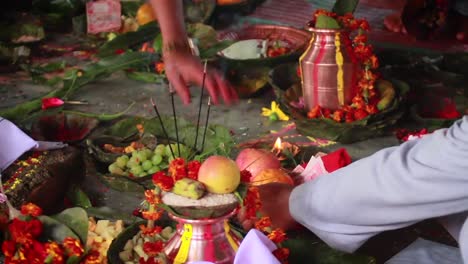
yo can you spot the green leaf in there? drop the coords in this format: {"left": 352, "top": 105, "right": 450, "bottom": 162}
{"left": 52, "top": 207, "right": 89, "bottom": 244}
{"left": 63, "top": 101, "right": 136, "bottom": 121}
{"left": 66, "top": 255, "right": 82, "bottom": 264}
{"left": 98, "top": 22, "right": 160, "bottom": 57}
{"left": 332, "top": 0, "right": 360, "bottom": 16}
{"left": 126, "top": 71, "right": 165, "bottom": 83}
{"left": 38, "top": 215, "right": 80, "bottom": 243}
{"left": 153, "top": 33, "right": 163, "bottom": 54}
{"left": 67, "top": 185, "right": 92, "bottom": 209}
{"left": 315, "top": 15, "right": 341, "bottom": 29}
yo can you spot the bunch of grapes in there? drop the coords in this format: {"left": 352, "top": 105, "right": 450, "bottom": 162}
{"left": 108, "top": 143, "right": 190, "bottom": 177}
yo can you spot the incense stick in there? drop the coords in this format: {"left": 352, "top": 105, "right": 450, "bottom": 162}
{"left": 150, "top": 97, "right": 175, "bottom": 157}
{"left": 169, "top": 85, "right": 181, "bottom": 157}
{"left": 201, "top": 96, "right": 212, "bottom": 153}
{"left": 194, "top": 60, "right": 208, "bottom": 152}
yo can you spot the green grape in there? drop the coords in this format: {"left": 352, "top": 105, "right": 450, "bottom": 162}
{"left": 126, "top": 159, "right": 139, "bottom": 169}
{"left": 138, "top": 172, "right": 148, "bottom": 177}
{"left": 151, "top": 154, "right": 163, "bottom": 165}
{"left": 109, "top": 163, "right": 124, "bottom": 175}
{"left": 165, "top": 144, "right": 176, "bottom": 157}
{"left": 142, "top": 160, "right": 153, "bottom": 171}
{"left": 147, "top": 166, "right": 161, "bottom": 174}
{"left": 136, "top": 151, "right": 147, "bottom": 162}
{"left": 142, "top": 148, "right": 153, "bottom": 159}
{"left": 154, "top": 144, "right": 166, "bottom": 156}
{"left": 132, "top": 151, "right": 139, "bottom": 158}
{"left": 130, "top": 165, "right": 144, "bottom": 175}
{"left": 115, "top": 156, "right": 128, "bottom": 169}
{"left": 120, "top": 155, "right": 130, "bottom": 161}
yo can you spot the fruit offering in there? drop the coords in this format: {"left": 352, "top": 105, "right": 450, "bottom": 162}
{"left": 108, "top": 143, "right": 190, "bottom": 178}
{"left": 119, "top": 226, "right": 174, "bottom": 263}
{"left": 87, "top": 218, "right": 125, "bottom": 263}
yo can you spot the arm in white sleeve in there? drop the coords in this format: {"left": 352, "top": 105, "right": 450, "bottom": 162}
{"left": 289, "top": 115, "right": 468, "bottom": 253}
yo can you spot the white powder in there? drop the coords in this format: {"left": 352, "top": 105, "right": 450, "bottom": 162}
{"left": 162, "top": 192, "right": 238, "bottom": 207}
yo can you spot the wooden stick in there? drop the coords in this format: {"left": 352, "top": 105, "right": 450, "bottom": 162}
{"left": 169, "top": 84, "right": 181, "bottom": 157}
{"left": 194, "top": 60, "right": 208, "bottom": 152}
{"left": 201, "top": 96, "right": 212, "bottom": 153}
{"left": 150, "top": 97, "right": 175, "bottom": 157}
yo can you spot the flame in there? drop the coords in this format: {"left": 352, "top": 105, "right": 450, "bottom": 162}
{"left": 274, "top": 137, "right": 283, "bottom": 150}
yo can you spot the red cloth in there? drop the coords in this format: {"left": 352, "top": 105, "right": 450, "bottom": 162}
{"left": 321, "top": 148, "right": 352, "bottom": 172}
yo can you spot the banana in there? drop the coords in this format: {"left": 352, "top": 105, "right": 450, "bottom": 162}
{"left": 172, "top": 178, "right": 206, "bottom": 200}
{"left": 376, "top": 80, "right": 396, "bottom": 111}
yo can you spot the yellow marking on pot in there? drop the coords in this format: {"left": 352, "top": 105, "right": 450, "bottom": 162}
{"left": 334, "top": 33, "right": 345, "bottom": 105}
{"left": 174, "top": 224, "right": 193, "bottom": 264}
{"left": 224, "top": 220, "right": 239, "bottom": 252}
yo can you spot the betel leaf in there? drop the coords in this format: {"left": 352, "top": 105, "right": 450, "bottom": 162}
{"left": 332, "top": 0, "right": 360, "bottom": 16}
{"left": 52, "top": 207, "right": 89, "bottom": 244}
{"left": 315, "top": 14, "right": 341, "bottom": 29}
{"left": 199, "top": 40, "right": 236, "bottom": 59}
{"left": 66, "top": 185, "right": 92, "bottom": 209}
{"left": 38, "top": 215, "right": 80, "bottom": 243}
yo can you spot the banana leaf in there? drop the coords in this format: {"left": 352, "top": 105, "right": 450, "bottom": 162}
{"left": 38, "top": 215, "right": 80, "bottom": 242}
{"left": 269, "top": 63, "right": 409, "bottom": 143}
{"left": 99, "top": 174, "right": 146, "bottom": 193}
{"left": 97, "top": 22, "right": 160, "bottom": 57}
{"left": 86, "top": 206, "right": 141, "bottom": 225}
{"left": 67, "top": 185, "right": 92, "bottom": 209}
{"left": 0, "top": 51, "right": 158, "bottom": 122}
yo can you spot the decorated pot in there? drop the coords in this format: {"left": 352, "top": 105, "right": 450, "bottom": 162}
{"left": 164, "top": 209, "right": 241, "bottom": 264}
{"left": 299, "top": 28, "right": 358, "bottom": 111}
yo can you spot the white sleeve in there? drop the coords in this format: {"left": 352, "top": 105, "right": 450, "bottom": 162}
{"left": 289, "top": 116, "right": 468, "bottom": 253}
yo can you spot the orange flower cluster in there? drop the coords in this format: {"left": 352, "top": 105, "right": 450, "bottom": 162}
{"left": 306, "top": 10, "right": 381, "bottom": 123}
{"left": 167, "top": 158, "right": 202, "bottom": 182}
{"left": 243, "top": 188, "right": 289, "bottom": 264}
{"left": 2, "top": 203, "right": 100, "bottom": 264}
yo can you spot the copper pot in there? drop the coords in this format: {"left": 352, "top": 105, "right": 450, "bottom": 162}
{"left": 299, "top": 28, "right": 358, "bottom": 111}
{"left": 164, "top": 209, "right": 241, "bottom": 264}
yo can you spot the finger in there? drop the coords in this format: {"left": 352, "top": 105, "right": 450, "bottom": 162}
{"left": 166, "top": 71, "right": 191, "bottom": 104}
{"left": 203, "top": 73, "right": 220, "bottom": 105}
{"left": 214, "top": 72, "right": 237, "bottom": 105}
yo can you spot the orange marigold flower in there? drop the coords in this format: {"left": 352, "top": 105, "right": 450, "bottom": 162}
{"left": 169, "top": 158, "right": 186, "bottom": 181}
{"left": 366, "top": 104, "right": 379, "bottom": 114}
{"left": 145, "top": 190, "right": 161, "bottom": 205}
{"left": 139, "top": 225, "right": 163, "bottom": 236}
{"left": 155, "top": 62, "right": 165, "bottom": 75}
{"left": 352, "top": 95, "right": 366, "bottom": 109}
{"left": 143, "top": 241, "right": 164, "bottom": 257}
{"left": 81, "top": 250, "right": 101, "bottom": 264}
{"left": 243, "top": 187, "right": 261, "bottom": 220}
{"left": 345, "top": 111, "right": 355, "bottom": 123}
{"left": 307, "top": 105, "right": 321, "bottom": 119}
{"left": 187, "top": 160, "right": 201, "bottom": 180}
{"left": 254, "top": 217, "right": 272, "bottom": 232}
{"left": 25, "top": 240, "right": 47, "bottom": 264}
{"left": 268, "top": 229, "right": 287, "bottom": 244}
{"left": 358, "top": 19, "right": 370, "bottom": 31}
{"left": 353, "top": 34, "right": 367, "bottom": 45}
{"left": 332, "top": 110, "right": 345, "bottom": 122}
{"left": 141, "top": 210, "right": 163, "bottom": 221}
{"left": 273, "top": 247, "right": 290, "bottom": 263}
{"left": 62, "top": 237, "right": 84, "bottom": 257}
{"left": 20, "top": 203, "right": 42, "bottom": 217}
{"left": 152, "top": 171, "right": 174, "bottom": 191}
{"left": 322, "top": 108, "right": 331, "bottom": 118}
{"left": 45, "top": 242, "right": 64, "bottom": 264}
{"left": 366, "top": 55, "right": 379, "bottom": 69}
{"left": 354, "top": 109, "right": 369, "bottom": 120}
{"left": 9, "top": 218, "right": 42, "bottom": 245}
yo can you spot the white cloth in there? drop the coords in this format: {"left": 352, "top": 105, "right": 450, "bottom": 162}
{"left": 385, "top": 238, "right": 462, "bottom": 264}
{"left": 289, "top": 116, "right": 468, "bottom": 262}
{"left": 0, "top": 117, "right": 67, "bottom": 172}
{"left": 0, "top": 118, "right": 38, "bottom": 171}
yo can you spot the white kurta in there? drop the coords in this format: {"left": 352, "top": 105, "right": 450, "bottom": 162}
{"left": 289, "top": 115, "right": 468, "bottom": 262}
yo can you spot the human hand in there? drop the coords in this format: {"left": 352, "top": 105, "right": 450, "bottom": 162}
{"left": 238, "top": 183, "right": 299, "bottom": 231}
{"left": 162, "top": 48, "right": 238, "bottom": 105}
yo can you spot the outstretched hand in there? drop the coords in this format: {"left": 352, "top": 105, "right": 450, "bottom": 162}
{"left": 162, "top": 49, "right": 238, "bottom": 105}
{"left": 238, "top": 183, "right": 299, "bottom": 231}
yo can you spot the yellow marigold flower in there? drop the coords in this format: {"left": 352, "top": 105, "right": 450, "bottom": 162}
{"left": 261, "top": 101, "right": 289, "bottom": 121}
